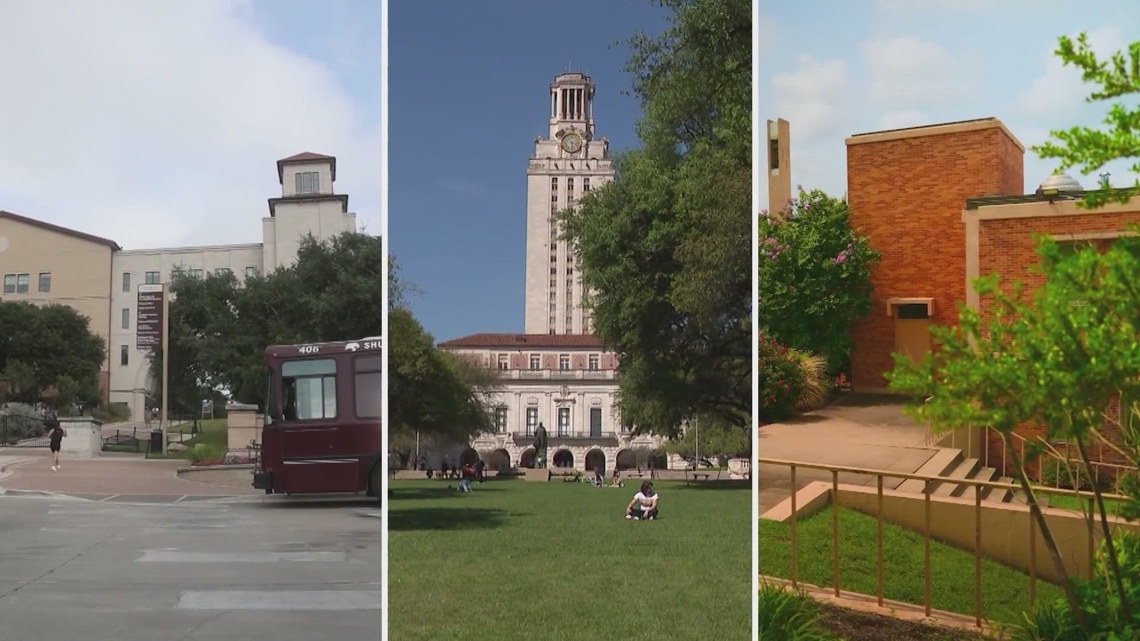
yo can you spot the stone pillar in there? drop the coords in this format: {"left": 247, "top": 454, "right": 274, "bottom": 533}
{"left": 226, "top": 403, "right": 261, "bottom": 452}
{"left": 59, "top": 417, "right": 103, "bottom": 460}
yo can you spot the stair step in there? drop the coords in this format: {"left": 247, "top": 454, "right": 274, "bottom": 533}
{"left": 960, "top": 467, "right": 999, "bottom": 501}
{"left": 987, "top": 476, "right": 1016, "bottom": 503}
{"left": 899, "top": 448, "right": 963, "bottom": 495}
{"left": 932, "top": 458, "right": 981, "bottom": 497}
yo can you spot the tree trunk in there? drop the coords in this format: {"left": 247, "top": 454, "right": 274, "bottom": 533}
{"left": 1075, "top": 435, "right": 1130, "bottom": 623}
{"left": 1004, "top": 431, "right": 1088, "bottom": 631}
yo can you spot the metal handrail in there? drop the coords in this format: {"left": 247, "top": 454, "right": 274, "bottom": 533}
{"left": 758, "top": 457, "right": 1127, "bottom": 628}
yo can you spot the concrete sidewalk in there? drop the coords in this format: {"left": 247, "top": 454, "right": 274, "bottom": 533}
{"left": 0, "top": 450, "right": 260, "bottom": 499}
{"left": 758, "top": 396, "right": 938, "bottom": 514}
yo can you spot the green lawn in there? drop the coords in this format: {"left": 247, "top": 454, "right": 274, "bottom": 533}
{"left": 139, "top": 419, "right": 228, "bottom": 459}
{"left": 388, "top": 478, "right": 751, "bottom": 641}
{"left": 758, "top": 508, "right": 1063, "bottom": 623}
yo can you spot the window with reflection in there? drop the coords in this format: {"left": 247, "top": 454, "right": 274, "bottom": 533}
{"left": 281, "top": 358, "right": 337, "bottom": 420}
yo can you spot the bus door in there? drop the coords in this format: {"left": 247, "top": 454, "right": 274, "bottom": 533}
{"left": 277, "top": 356, "right": 359, "bottom": 494}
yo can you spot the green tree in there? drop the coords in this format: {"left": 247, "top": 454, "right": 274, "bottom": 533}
{"left": 154, "top": 232, "right": 383, "bottom": 410}
{"left": 758, "top": 189, "right": 879, "bottom": 374}
{"left": 561, "top": 0, "right": 751, "bottom": 437}
{"left": 663, "top": 413, "right": 750, "bottom": 465}
{"left": 387, "top": 306, "right": 494, "bottom": 442}
{"left": 888, "top": 233, "right": 1140, "bottom": 633}
{"left": 1033, "top": 34, "right": 1140, "bottom": 208}
{"left": 0, "top": 302, "right": 104, "bottom": 408}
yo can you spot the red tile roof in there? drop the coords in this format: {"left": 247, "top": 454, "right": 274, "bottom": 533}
{"left": 0, "top": 210, "right": 121, "bottom": 250}
{"left": 277, "top": 152, "right": 337, "bottom": 183}
{"left": 439, "top": 333, "right": 606, "bottom": 349}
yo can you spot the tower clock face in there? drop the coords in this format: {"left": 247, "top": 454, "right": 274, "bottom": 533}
{"left": 561, "top": 133, "right": 583, "bottom": 154}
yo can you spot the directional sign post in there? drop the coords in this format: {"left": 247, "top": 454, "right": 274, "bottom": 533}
{"left": 137, "top": 284, "right": 169, "bottom": 454}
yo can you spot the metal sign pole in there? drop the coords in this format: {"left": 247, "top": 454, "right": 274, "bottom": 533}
{"left": 160, "top": 285, "right": 170, "bottom": 455}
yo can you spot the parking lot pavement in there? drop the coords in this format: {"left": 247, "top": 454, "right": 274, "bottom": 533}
{"left": 0, "top": 494, "right": 381, "bottom": 640}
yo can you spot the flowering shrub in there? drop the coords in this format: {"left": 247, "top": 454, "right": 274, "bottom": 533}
{"left": 757, "top": 333, "right": 806, "bottom": 423}
{"left": 757, "top": 188, "right": 878, "bottom": 374}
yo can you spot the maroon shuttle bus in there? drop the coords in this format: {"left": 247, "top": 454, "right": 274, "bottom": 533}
{"left": 253, "top": 338, "right": 383, "bottom": 501}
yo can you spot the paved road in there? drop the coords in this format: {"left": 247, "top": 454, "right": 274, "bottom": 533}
{"left": 0, "top": 494, "right": 381, "bottom": 640}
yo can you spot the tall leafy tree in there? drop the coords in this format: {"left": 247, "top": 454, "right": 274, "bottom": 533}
{"left": 561, "top": 0, "right": 751, "bottom": 436}
{"left": 1033, "top": 34, "right": 1140, "bottom": 207}
{"left": 757, "top": 189, "right": 878, "bottom": 374}
{"left": 0, "top": 302, "right": 104, "bottom": 409}
{"left": 153, "top": 232, "right": 383, "bottom": 410}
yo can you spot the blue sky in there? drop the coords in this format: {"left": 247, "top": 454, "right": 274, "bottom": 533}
{"left": 389, "top": 0, "right": 671, "bottom": 342}
{"left": 757, "top": 0, "right": 1140, "bottom": 209}
{"left": 0, "top": 1, "right": 380, "bottom": 251}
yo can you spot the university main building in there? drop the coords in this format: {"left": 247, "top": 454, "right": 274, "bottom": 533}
{"left": 0, "top": 152, "right": 359, "bottom": 422}
{"left": 438, "top": 72, "right": 668, "bottom": 473}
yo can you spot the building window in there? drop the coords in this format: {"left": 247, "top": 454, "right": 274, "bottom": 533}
{"left": 550, "top": 177, "right": 558, "bottom": 187}
{"left": 590, "top": 407, "right": 602, "bottom": 437}
{"left": 121, "top": 308, "right": 130, "bottom": 329}
{"left": 551, "top": 194, "right": 558, "bottom": 203}
{"left": 353, "top": 355, "right": 383, "bottom": 420}
{"left": 559, "top": 354, "right": 570, "bottom": 371}
{"left": 583, "top": 178, "right": 590, "bottom": 191}
{"left": 588, "top": 355, "right": 599, "bottom": 371}
{"left": 281, "top": 358, "right": 338, "bottom": 420}
{"left": 550, "top": 267, "right": 557, "bottom": 275}
{"left": 557, "top": 407, "right": 570, "bottom": 436}
{"left": 770, "top": 139, "right": 780, "bottom": 171}
{"left": 549, "top": 303, "right": 556, "bottom": 311}
{"left": 15, "top": 274, "right": 28, "bottom": 293}
{"left": 566, "top": 268, "right": 573, "bottom": 275}
{"left": 37, "top": 272, "right": 51, "bottom": 293}
{"left": 215, "top": 268, "right": 232, "bottom": 277}
{"left": 295, "top": 171, "right": 319, "bottom": 194}
{"left": 190, "top": 269, "right": 204, "bottom": 279}
{"left": 549, "top": 292, "right": 556, "bottom": 301}
{"left": 494, "top": 407, "right": 508, "bottom": 433}
{"left": 245, "top": 266, "right": 258, "bottom": 278}
{"left": 120, "top": 345, "right": 129, "bottom": 366}
{"left": 550, "top": 253, "right": 557, "bottom": 263}
{"left": 2, "top": 274, "right": 15, "bottom": 294}
{"left": 529, "top": 354, "right": 541, "bottom": 370}
{"left": 145, "top": 271, "right": 160, "bottom": 285}
{"left": 122, "top": 272, "right": 131, "bottom": 292}
{"left": 549, "top": 316, "right": 556, "bottom": 329}
{"left": 525, "top": 407, "right": 538, "bottom": 436}
{"left": 497, "top": 354, "right": 509, "bottom": 370}
{"left": 896, "top": 304, "right": 930, "bottom": 320}
{"left": 567, "top": 178, "right": 574, "bottom": 193}
{"left": 549, "top": 279, "right": 556, "bottom": 287}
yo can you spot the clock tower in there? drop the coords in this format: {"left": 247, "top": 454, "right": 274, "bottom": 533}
{"left": 523, "top": 72, "right": 615, "bottom": 335}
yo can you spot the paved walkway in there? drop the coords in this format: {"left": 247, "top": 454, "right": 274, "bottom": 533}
{"left": 758, "top": 395, "right": 938, "bottom": 514}
{"left": 0, "top": 450, "right": 260, "bottom": 501}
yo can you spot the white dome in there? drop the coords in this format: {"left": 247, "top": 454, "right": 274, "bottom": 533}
{"left": 1038, "top": 172, "right": 1084, "bottom": 193}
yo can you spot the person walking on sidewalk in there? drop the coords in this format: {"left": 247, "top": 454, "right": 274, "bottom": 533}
{"left": 46, "top": 418, "right": 67, "bottom": 472}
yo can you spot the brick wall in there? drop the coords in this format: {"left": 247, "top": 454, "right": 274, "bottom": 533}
{"left": 847, "top": 123, "right": 1024, "bottom": 389}
{"left": 978, "top": 209, "right": 1140, "bottom": 479}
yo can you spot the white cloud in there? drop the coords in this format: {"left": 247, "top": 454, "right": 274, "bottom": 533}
{"left": 1014, "top": 29, "right": 1124, "bottom": 124}
{"left": 861, "top": 36, "right": 982, "bottom": 107}
{"left": 878, "top": 110, "right": 929, "bottom": 130}
{"left": 874, "top": 0, "right": 995, "bottom": 12}
{"left": 770, "top": 55, "right": 852, "bottom": 143}
{"left": 0, "top": 0, "right": 380, "bottom": 250}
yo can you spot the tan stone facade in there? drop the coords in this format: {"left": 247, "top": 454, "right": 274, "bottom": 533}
{"left": 0, "top": 211, "right": 119, "bottom": 397}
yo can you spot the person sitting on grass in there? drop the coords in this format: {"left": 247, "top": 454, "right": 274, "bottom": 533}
{"left": 624, "top": 481, "right": 659, "bottom": 520}
{"left": 610, "top": 468, "right": 623, "bottom": 488}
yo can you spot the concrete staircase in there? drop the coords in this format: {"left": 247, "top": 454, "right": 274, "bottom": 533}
{"left": 897, "top": 447, "right": 1028, "bottom": 505}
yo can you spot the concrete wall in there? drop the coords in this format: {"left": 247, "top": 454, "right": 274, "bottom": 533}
{"left": 833, "top": 482, "right": 1139, "bottom": 584}
{"left": 227, "top": 404, "right": 261, "bottom": 452}
{"left": 59, "top": 417, "right": 103, "bottom": 460}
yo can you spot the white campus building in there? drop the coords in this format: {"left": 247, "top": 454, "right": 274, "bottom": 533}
{"left": 0, "top": 152, "right": 360, "bottom": 423}
{"left": 438, "top": 73, "right": 672, "bottom": 473}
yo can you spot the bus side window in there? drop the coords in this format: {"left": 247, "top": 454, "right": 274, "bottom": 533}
{"left": 282, "top": 378, "right": 299, "bottom": 421}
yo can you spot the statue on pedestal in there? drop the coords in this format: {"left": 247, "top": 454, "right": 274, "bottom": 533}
{"left": 533, "top": 422, "right": 548, "bottom": 469}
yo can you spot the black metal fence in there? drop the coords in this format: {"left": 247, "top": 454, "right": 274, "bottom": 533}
{"left": 0, "top": 414, "right": 50, "bottom": 447}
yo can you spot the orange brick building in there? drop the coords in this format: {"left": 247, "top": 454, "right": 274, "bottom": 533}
{"left": 845, "top": 116, "right": 1140, "bottom": 477}
{"left": 847, "top": 118, "right": 1024, "bottom": 390}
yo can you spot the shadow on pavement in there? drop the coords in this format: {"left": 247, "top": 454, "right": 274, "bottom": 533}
{"left": 245, "top": 496, "right": 381, "bottom": 510}
{"left": 387, "top": 506, "right": 510, "bottom": 532}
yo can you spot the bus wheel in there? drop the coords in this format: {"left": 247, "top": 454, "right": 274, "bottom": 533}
{"left": 369, "top": 464, "right": 383, "bottom": 504}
